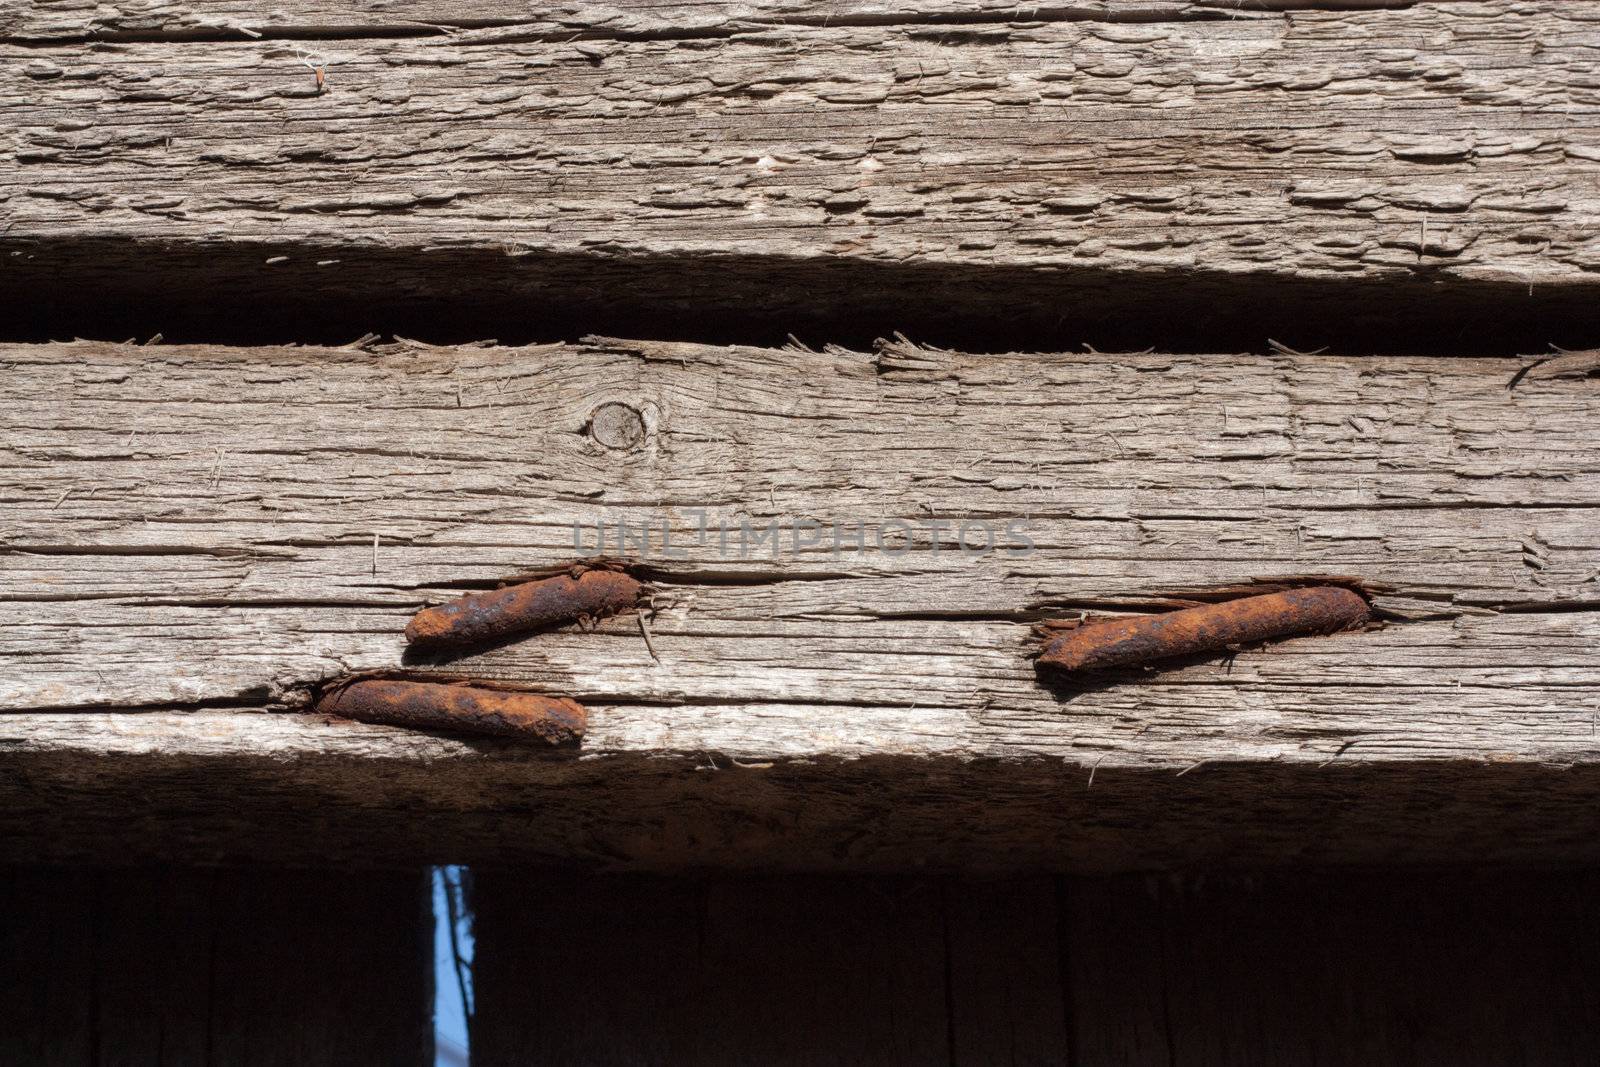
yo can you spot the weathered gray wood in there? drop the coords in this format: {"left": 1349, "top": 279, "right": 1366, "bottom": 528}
{"left": 0, "top": 0, "right": 1499, "bottom": 42}
{"left": 0, "top": 867, "right": 432, "bottom": 1066}
{"left": 5, "top": 336, "right": 1598, "bottom": 700}
{"left": 2, "top": 336, "right": 1599, "bottom": 867}
{"left": 0, "top": 335, "right": 1593, "bottom": 870}
{"left": 4, "top": 2, "right": 1598, "bottom": 345}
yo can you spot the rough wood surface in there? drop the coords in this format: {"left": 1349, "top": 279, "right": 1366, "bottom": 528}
{"left": 2, "top": 336, "right": 1598, "bottom": 867}
{"left": 4, "top": 1, "right": 1598, "bottom": 346}
{"left": 0, "top": 0, "right": 1513, "bottom": 41}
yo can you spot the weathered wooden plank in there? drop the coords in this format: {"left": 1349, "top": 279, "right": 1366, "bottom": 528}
{"left": 1, "top": 0, "right": 1489, "bottom": 42}
{"left": 0, "top": 867, "right": 432, "bottom": 1066}
{"left": 4, "top": 2, "right": 1598, "bottom": 348}
{"left": 5, "top": 336, "right": 1598, "bottom": 701}
{"left": 1064, "top": 870, "right": 1600, "bottom": 1065}
{"left": 2, "top": 336, "right": 1598, "bottom": 866}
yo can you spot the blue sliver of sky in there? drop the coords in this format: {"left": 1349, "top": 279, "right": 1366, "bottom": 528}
{"left": 432, "top": 866, "right": 474, "bottom": 1067}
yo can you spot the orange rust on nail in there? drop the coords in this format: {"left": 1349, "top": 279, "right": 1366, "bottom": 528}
{"left": 315, "top": 679, "right": 586, "bottom": 744}
{"left": 1038, "top": 585, "right": 1370, "bottom": 675}
{"left": 405, "top": 569, "right": 644, "bottom": 650}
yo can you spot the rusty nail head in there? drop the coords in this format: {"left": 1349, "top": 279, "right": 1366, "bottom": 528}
{"left": 316, "top": 678, "right": 586, "bottom": 744}
{"left": 406, "top": 568, "right": 644, "bottom": 651}
{"left": 1038, "top": 585, "right": 1371, "bottom": 675}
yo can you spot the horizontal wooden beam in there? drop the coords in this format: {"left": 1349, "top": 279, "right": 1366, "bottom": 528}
{"left": 4, "top": 1, "right": 1597, "bottom": 348}
{"left": 9, "top": 709, "right": 1600, "bottom": 869}
{"left": 1, "top": 0, "right": 1513, "bottom": 41}
{"left": 2, "top": 337, "right": 1598, "bottom": 866}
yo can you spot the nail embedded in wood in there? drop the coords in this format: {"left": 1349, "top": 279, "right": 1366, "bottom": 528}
{"left": 1508, "top": 347, "right": 1600, "bottom": 390}
{"left": 1037, "top": 585, "right": 1371, "bottom": 675}
{"left": 637, "top": 612, "right": 660, "bottom": 663}
{"left": 405, "top": 568, "right": 645, "bottom": 651}
{"left": 315, "top": 679, "right": 586, "bottom": 744}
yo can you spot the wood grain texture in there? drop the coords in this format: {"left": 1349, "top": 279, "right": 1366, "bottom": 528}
{"left": 1, "top": 335, "right": 1598, "bottom": 866}
{"left": 4, "top": 1, "right": 1598, "bottom": 346}
{"left": 0, "top": 1, "right": 1504, "bottom": 42}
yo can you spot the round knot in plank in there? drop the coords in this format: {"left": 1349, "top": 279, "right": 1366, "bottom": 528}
{"left": 590, "top": 402, "right": 645, "bottom": 450}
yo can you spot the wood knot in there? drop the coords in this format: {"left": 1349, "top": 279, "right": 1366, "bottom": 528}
{"left": 589, "top": 402, "right": 645, "bottom": 450}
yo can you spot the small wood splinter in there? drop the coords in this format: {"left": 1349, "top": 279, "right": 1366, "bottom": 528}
{"left": 1037, "top": 585, "right": 1371, "bottom": 675}
{"left": 316, "top": 678, "right": 586, "bottom": 744}
{"left": 405, "top": 567, "right": 645, "bottom": 652}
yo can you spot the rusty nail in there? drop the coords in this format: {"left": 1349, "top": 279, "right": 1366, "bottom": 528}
{"left": 315, "top": 678, "right": 586, "bottom": 744}
{"left": 1037, "top": 585, "right": 1371, "bottom": 675}
{"left": 405, "top": 568, "right": 644, "bottom": 651}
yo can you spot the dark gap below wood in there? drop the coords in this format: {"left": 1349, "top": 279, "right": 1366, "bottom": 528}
{"left": 8, "top": 750, "right": 1600, "bottom": 870}
{"left": 470, "top": 866, "right": 1600, "bottom": 1066}
{"left": 0, "top": 866, "right": 434, "bottom": 1067}
{"left": 7, "top": 863, "right": 1594, "bottom": 1065}
{"left": 4, "top": 237, "right": 1590, "bottom": 357}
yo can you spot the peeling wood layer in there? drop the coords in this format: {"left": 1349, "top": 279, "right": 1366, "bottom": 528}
{"left": 4, "top": 1, "right": 1598, "bottom": 348}
{"left": 2, "top": 336, "right": 1599, "bottom": 865}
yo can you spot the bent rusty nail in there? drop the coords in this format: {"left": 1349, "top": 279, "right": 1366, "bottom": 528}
{"left": 405, "top": 568, "right": 644, "bottom": 650}
{"left": 315, "top": 678, "right": 586, "bottom": 744}
{"left": 1037, "top": 585, "right": 1370, "bottom": 675}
